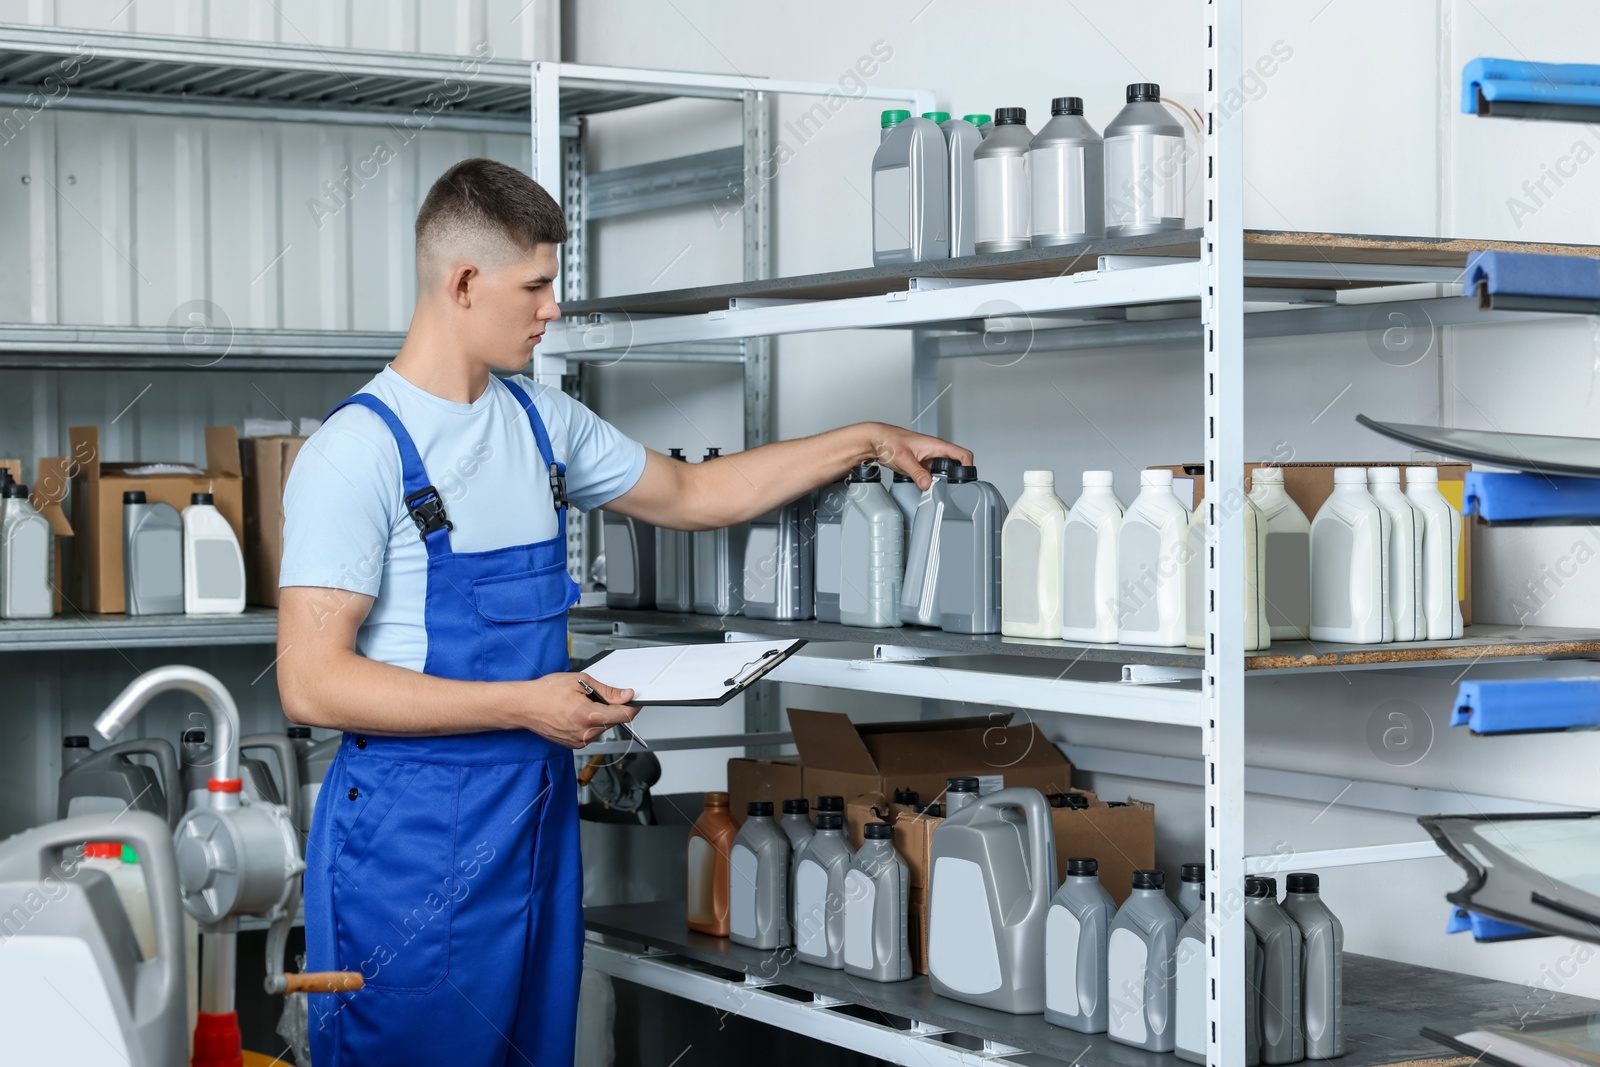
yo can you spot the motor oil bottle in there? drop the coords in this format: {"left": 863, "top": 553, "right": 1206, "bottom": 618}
{"left": 1105, "top": 83, "right": 1187, "bottom": 237}
{"left": 1107, "top": 869, "right": 1185, "bottom": 1051}
{"left": 927, "top": 787, "right": 1055, "bottom": 1014}
{"left": 1117, "top": 470, "right": 1190, "bottom": 646}
{"left": 0, "top": 482, "right": 52, "bottom": 618}
{"left": 1062, "top": 471, "right": 1125, "bottom": 643}
{"left": 729, "top": 801, "right": 791, "bottom": 950}
{"left": 843, "top": 821, "right": 911, "bottom": 982}
{"left": 1245, "top": 876, "right": 1304, "bottom": 1065}
{"left": 743, "top": 493, "right": 816, "bottom": 621}
{"left": 938, "top": 465, "right": 1008, "bottom": 634}
{"left": 939, "top": 114, "right": 985, "bottom": 257}
{"left": 1176, "top": 862, "right": 1204, "bottom": 918}
{"left": 945, "top": 776, "right": 980, "bottom": 814}
{"left": 814, "top": 479, "right": 851, "bottom": 623}
{"left": 692, "top": 449, "right": 749, "bottom": 617}
{"left": 1405, "top": 467, "right": 1464, "bottom": 640}
{"left": 901, "top": 457, "right": 958, "bottom": 626}
{"left": 794, "top": 812, "right": 854, "bottom": 968}
{"left": 1002, "top": 470, "right": 1069, "bottom": 638}
{"left": 602, "top": 511, "right": 656, "bottom": 610}
{"left": 655, "top": 449, "right": 695, "bottom": 611}
{"left": 890, "top": 471, "right": 920, "bottom": 536}
{"left": 792, "top": 796, "right": 841, "bottom": 931}
{"left": 1045, "top": 856, "right": 1117, "bottom": 1033}
{"left": 181, "top": 492, "right": 245, "bottom": 615}
{"left": 1282, "top": 872, "right": 1344, "bottom": 1060}
{"left": 839, "top": 464, "right": 903, "bottom": 628}
{"left": 687, "top": 791, "right": 738, "bottom": 937}
{"left": 1029, "top": 96, "right": 1105, "bottom": 245}
{"left": 1176, "top": 896, "right": 1262, "bottom": 1065}
{"left": 287, "top": 726, "right": 339, "bottom": 836}
{"left": 1249, "top": 467, "right": 1311, "bottom": 640}
{"left": 1185, "top": 493, "right": 1269, "bottom": 651}
{"left": 974, "top": 107, "right": 1033, "bottom": 253}
{"left": 872, "top": 110, "right": 950, "bottom": 265}
{"left": 122, "top": 491, "right": 183, "bottom": 616}
{"left": 780, "top": 798, "right": 814, "bottom": 933}
{"left": 1369, "top": 467, "right": 1423, "bottom": 641}
{"left": 1310, "top": 468, "right": 1389, "bottom": 644}
{"left": 58, "top": 735, "right": 181, "bottom": 829}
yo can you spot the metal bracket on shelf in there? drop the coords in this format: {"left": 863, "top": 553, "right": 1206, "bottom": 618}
{"left": 907, "top": 277, "right": 995, "bottom": 292}
{"left": 908, "top": 1019, "right": 951, "bottom": 1037}
{"left": 981, "top": 1038, "right": 1025, "bottom": 1058}
{"left": 1121, "top": 664, "right": 1204, "bottom": 685}
{"left": 809, "top": 993, "right": 849, "bottom": 1008}
{"left": 743, "top": 972, "right": 776, "bottom": 988}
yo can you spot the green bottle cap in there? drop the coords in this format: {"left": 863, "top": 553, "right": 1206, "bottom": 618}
{"left": 963, "top": 113, "right": 993, "bottom": 127}
{"left": 921, "top": 111, "right": 950, "bottom": 124}
{"left": 120, "top": 845, "right": 138, "bottom": 863}
{"left": 881, "top": 109, "right": 911, "bottom": 128}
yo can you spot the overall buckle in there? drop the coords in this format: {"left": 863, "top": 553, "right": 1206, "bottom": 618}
{"left": 404, "top": 485, "right": 453, "bottom": 538}
{"left": 549, "top": 463, "right": 568, "bottom": 510}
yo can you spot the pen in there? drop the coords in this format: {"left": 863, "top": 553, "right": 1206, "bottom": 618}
{"left": 577, "top": 678, "right": 650, "bottom": 750}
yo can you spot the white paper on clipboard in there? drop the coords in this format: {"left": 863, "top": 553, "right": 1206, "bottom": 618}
{"left": 581, "top": 639, "right": 805, "bottom": 706}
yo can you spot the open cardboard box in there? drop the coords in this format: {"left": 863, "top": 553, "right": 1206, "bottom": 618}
{"left": 1, "top": 458, "right": 73, "bottom": 615}
{"left": 69, "top": 426, "right": 244, "bottom": 614}
{"left": 1155, "top": 461, "right": 1473, "bottom": 625}
{"left": 239, "top": 435, "right": 307, "bottom": 607}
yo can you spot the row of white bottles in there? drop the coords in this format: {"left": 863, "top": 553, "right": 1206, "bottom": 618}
{"left": 1309, "top": 467, "right": 1461, "bottom": 645}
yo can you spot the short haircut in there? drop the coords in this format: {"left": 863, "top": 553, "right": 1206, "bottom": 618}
{"left": 414, "top": 158, "right": 567, "bottom": 280}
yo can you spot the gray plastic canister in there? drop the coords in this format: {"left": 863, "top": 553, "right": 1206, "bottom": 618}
{"left": 940, "top": 115, "right": 985, "bottom": 257}
{"left": 743, "top": 494, "right": 816, "bottom": 621}
{"left": 59, "top": 735, "right": 182, "bottom": 829}
{"left": 1104, "top": 83, "right": 1188, "bottom": 237}
{"left": 945, "top": 776, "right": 980, "bottom": 814}
{"left": 843, "top": 821, "right": 911, "bottom": 982}
{"left": 1045, "top": 856, "right": 1117, "bottom": 1032}
{"left": 123, "top": 491, "right": 184, "bottom": 615}
{"left": 794, "top": 813, "right": 853, "bottom": 968}
{"left": 729, "top": 801, "right": 791, "bottom": 950}
{"left": 602, "top": 512, "right": 656, "bottom": 609}
{"left": 889, "top": 472, "right": 920, "bottom": 536}
{"left": 1176, "top": 861, "right": 1205, "bottom": 918}
{"left": 839, "top": 464, "right": 903, "bottom": 628}
{"left": 927, "top": 787, "right": 1055, "bottom": 1014}
{"left": 1107, "top": 868, "right": 1185, "bottom": 1051}
{"left": 287, "top": 726, "right": 339, "bottom": 836}
{"left": 1029, "top": 96, "right": 1105, "bottom": 245}
{"left": 937, "top": 465, "right": 1009, "bottom": 634}
{"left": 1282, "top": 872, "right": 1344, "bottom": 1059}
{"left": 973, "top": 108, "right": 1034, "bottom": 253}
{"left": 813, "top": 480, "right": 850, "bottom": 623}
{"left": 1175, "top": 895, "right": 1262, "bottom": 1065}
{"left": 872, "top": 110, "right": 950, "bottom": 265}
{"left": 691, "top": 449, "right": 749, "bottom": 617}
{"left": 780, "top": 799, "right": 815, "bottom": 932}
{"left": 900, "top": 458, "right": 958, "bottom": 626}
{"left": 654, "top": 448, "right": 694, "bottom": 611}
{"left": 1245, "top": 876, "right": 1304, "bottom": 1065}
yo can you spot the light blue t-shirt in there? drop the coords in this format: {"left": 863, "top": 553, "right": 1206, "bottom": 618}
{"left": 280, "top": 367, "right": 645, "bottom": 671}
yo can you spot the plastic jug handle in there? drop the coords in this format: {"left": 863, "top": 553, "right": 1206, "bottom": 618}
{"left": 970, "top": 787, "right": 1057, "bottom": 919}
{"left": 109, "top": 737, "right": 183, "bottom": 830}
{"left": 242, "top": 734, "right": 302, "bottom": 829}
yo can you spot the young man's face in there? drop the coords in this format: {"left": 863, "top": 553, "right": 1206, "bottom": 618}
{"left": 463, "top": 242, "right": 562, "bottom": 373}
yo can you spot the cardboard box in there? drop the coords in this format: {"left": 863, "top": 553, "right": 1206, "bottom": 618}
{"left": 1155, "top": 461, "right": 1474, "bottom": 625}
{"left": 1, "top": 459, "right": 74, "bottom": 615}
{"left": 70, "top": 426, "right": 244, "bottom": 614}
{"left": 239, "top": 435, "right": 307, "bottom": 607}
{"left": 726, "top": 756, "right": 803, "bottom": 826}
{"left": 907, "top": 885, "right": 929, "bottom": 976}
{"left": 785, "top": 708, "right": 1074, "bottom": 817}
{"left": 1046, "top": 788, "right": 1156, "bottom": 907}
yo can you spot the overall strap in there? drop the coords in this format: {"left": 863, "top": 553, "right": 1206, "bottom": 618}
{"left": 326, "top": 393, "right": 454, "bottom": 554}
{"left": 498, "top": 378, "right": 568, "bottom": 517}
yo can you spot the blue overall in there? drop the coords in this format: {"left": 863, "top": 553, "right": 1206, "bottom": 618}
{"left": 303, "top": 377, "right": 585, "bottom": 1067}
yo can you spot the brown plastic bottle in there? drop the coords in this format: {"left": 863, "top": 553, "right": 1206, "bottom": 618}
{"left": 687, "top": 791, "right": 738, "bottom": 936}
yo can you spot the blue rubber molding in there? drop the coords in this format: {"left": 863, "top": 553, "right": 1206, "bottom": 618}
{"left": 1464, "top": 250, "right": 1600, "bottom": 301}
{"left": 1464, "top": 470, "right": 1600, "bottom": 522}
{"left": 1463, "top": 57, "right": 1600, "bottom": 122}
{"left": 1453, "top": 677, "right": 1600, "bottom": 734}
{"left": 1446, "top": 907, "right": 1544, "bottom": 942}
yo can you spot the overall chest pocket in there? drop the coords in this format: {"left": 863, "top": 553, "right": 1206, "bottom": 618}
{"left": 472, "top": 565, "right": 580, "bottom": 624}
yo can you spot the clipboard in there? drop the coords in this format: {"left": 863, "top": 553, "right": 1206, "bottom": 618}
{"left": 578, "top": 639, "right": 806, "bottom": 707}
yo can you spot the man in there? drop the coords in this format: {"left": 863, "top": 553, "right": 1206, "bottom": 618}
{"left": 277, "top": 157, "right": 970, "bottom": 1066}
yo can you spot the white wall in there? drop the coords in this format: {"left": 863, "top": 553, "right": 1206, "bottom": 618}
{"left": 570, "top": 0, "right": 1600, "bottom": 999}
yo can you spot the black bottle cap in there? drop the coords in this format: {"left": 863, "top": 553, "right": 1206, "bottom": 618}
{"left": 190, "top": 492, "right": 213, "bottom": 505}
{"left": 1050, "top": 793, "right": 1089, "bottom": 809}
{"left": 1127, "top": 82, "right": 1162, "bottom": 103}
{"left": 946, "top": 776, "right": 979, "bottom": 793}
{"left": 703, "top": 448, "right": 721, "bottom": 459}
{"left": 893, "top": 789, "right": 919, "bottom": 806}
{"left": 782, "top": 798, "right": 810, "bottom": 815}
{"left": 123, "top": 490, "right": 148, "bottom": 504}
{"left": 892, "top": 472, "right": 914, "bottom": 483}
{"left": 2, "top": 482, "right": 28, "bottom": 498}
{"left": 864, "top": 821, "right": 893, "bottom": 840}
{"left": 948, "top": 465, "right": 978, "bottom": 484}
{"left": 287, "top": 726, "right": 312, "bottom": 739}
{"left": 183, "top": 727, "right": 206, "bottom": 743}
{"left": 1067, "top": 857, "right": 1099, "bottom": 876}
{"left": 1105, "top": 800, "right": 1128, "bottom": 808}
{"left": 1245, "top": 876, "right": 1272, "bottom": 898}
{"left": 817, "top": 795, "right": 844, "bottom": 813}
{"left": 747, "top": 800, "right": 774, "bottom": 817}
{"left": 1263, "top": 876, "right": 1278, "bottom": 896}
{"left": 1051, "top": 96, "right": 1084, "bottom": 116}
{"left": 668, "top": 448, "right": 687, "bottom": 461}
{"left": 847, "top": 463, "right": 881, "bottom": 483}
{"left": 63, "top": 735, "right": 90, "bottom": 748}
{"left": 1182, "top": 862, "right": 1206, "bottom": 884}
{"left": 1286, "top": 872, "right": 1319, "bottom": 893}
{"left": 1132, "top": 869, "right": 1165, "bottom": 890}
{"left": 816, "top": 813, "right": 844, "bottom": 831}
{"left": 994, "top": 106, "right": 1027, "bottom": 125}
{"left": 915, "top": 803, "right": 943, "bottom": 817}
{"left": 929, "top": 457, "right": 959, "bottom": 476}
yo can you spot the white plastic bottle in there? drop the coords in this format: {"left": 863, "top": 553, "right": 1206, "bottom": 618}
{"left": 1001, "top": 471, "right": 1069, "bottom": 638}
{"left": 1062, "top": 471, "right": 1123, "bottom": 643}
{"left": 1309, "top": 469, "right": 1388, "bottom": 644}
{"left": 1184, "top": 494, "right": 1269, "bottom": 651}
{"left": 1405, "top": 467, "right": 1464, "bottom": 640}
{"left": 1248, "top": 468, "right": 1311, "bottom": 640}
{"left": 182, "top": 492, "right": 246, "bottom": 615}
{"left": 0, "top": 481, "right": 53, "bottom": 618}
{"left": 1117, "top": 470, "right": 1190, "bottom": 646}
{"left": 1368, "top": 467, "right": 1423, "bottom": 642}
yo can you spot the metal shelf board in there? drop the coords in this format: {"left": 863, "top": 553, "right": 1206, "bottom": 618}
{"left": 586, "top": 900, "right": 1600, "bottom": 1067}
{"left": 0, "top": 609, "right": 278, "bottom": 653}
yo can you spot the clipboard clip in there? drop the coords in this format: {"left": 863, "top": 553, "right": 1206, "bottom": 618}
{"left": 724, "top": 648, "right": 783, "bottom": 688}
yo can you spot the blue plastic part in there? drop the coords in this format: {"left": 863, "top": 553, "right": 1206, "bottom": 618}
{"left": 1463, "top": 471, "right": 1600, "bottom": 522}
{"left": 1453, "top": 677, "right": 1600, "bottom": 733}
{"left": 1446, "top": 907, "right": 1544, "bottom": 942}
{"left": 1463, "top": 251, "right": 1600, "bottom": 302}
{"left": 1462, "top": 57, "right": 1600, "bottom": 113}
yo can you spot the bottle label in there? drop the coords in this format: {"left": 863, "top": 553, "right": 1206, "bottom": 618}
{"left": 927, "top": 857, "right": 1002, "bottom": 994}
{"left": 843, "top": 869, "right": 876, "bottom": 969}
{"left": 1107, "top": 927, "right": 1150, "bottom": 1044}
{"left": 872, "top": 165, "right": 910, "bottom": 254}
{"left": 1045, "top": 904, "right": 1082, "bottom": 1013}
{"left": 729, "top": 844, "right": 758, "bottom": 939}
